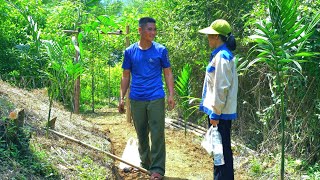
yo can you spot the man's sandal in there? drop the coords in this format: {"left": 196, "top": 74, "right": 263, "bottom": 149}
{"left": 150, "top": 172, "right": 163, "bottom": 180}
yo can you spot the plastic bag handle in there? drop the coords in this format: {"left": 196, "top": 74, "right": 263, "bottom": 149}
{"left": 210, "top": 125, "right": 218, "bottom": 130}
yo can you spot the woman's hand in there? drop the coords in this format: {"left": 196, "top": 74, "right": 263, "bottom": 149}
{"left": 210, "top": 119, "right": 219, "bottom": 126}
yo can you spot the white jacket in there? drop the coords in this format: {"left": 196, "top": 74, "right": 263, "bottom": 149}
{"left": 199, "top": 44, "right": 238, "bottom": 120}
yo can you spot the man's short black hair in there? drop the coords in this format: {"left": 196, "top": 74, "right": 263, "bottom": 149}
{"left": 139, "top": 17, "right": 156, "bottom": 28}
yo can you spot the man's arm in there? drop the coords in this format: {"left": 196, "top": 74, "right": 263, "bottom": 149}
{"left": 118, "top": 69, "right": 131, "bottom": 113}
{"left": 163, "top": 67, "right": 175, "bottom": 110}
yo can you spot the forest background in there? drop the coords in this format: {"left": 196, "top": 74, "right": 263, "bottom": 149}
{"left": 0, "top": 0, "right": 319, "bottom": 179}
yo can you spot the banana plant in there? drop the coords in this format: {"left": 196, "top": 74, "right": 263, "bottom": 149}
{"left": 42, "top": 40, "right": 64, "bottom": 135}
{"left": 42, "top": 40, "right": 84, "bottom": 135}
{"left": 246, "top": 0, "right": 320, "bottom": 179}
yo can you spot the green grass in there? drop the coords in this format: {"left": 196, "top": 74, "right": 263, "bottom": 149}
{"left": 0, "top": 96, "right": 60, "bottom": 179}
{"left": 75, "top": 155, "right": 109, "bottom": 180}
{"left": 0, "top": 127, "right": 61, "bottom": 179}
{"left": 247, "top": 153, "right": 320, "bottom": 179}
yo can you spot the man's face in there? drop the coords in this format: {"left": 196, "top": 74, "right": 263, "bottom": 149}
{"left": 139, "top": 23, "right": 157, "bottom": 42}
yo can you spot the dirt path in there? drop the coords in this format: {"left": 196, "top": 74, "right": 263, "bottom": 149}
{"left": 84, "top": 108, "right": 252, "bottom": 180}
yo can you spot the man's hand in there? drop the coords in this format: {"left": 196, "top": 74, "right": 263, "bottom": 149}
{"left": 167, "top": 95, "right": 175, "bottom": 111}
{"left": 119, "top": 70, "right": 130, "bottom": 114}
{"left": 210, "top": 119, "right": 219, "bottom": 126}
{"left": 118, "top": 99, "right": 126, "bottom": 114}
{"left": 163, "top": 67, "right": 175, "bottom": 111}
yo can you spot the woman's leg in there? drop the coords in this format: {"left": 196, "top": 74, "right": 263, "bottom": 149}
{"left": 214, "top": 120, "right": 234, "bottom": 180}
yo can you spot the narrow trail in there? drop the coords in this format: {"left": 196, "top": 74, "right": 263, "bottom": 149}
{"left": 84, "top": 109, "right": 213, "bottom": 180}
{"left": 84, "top": 108, "right": 253, "bottom": 180}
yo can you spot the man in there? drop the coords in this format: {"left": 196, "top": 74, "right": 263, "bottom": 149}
{"left": 118, "top": 17, "right": 175, "bottom": 180}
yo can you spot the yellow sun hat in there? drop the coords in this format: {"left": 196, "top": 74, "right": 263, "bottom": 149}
{"left": 199, "top": 19, "right": 232, "bottom": 36}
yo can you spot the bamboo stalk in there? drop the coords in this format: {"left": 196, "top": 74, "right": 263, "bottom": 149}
{"left": 175, "top": 119, "right": 206, "bottom": 132}
{"left": 171, "top": 121, "right": 204, "bottom": 135}
{"left": 169, "top": 121, "right": 204, "bottom": 136}
{"left": 48, "top": 129, "right": 151, "bottom": 175}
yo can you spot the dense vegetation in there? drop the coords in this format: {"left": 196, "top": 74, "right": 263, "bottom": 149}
{"left": 0, "top": 0, "right": 319, "bottom": 179}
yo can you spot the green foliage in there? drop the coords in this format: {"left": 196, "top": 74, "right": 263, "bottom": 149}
{"left": 80, "top": 63, "right": 123, "bottom": 111}
{"left": 0, "top": 96, "right": 59, "bottom": 178}
{"left": 246, "top": 0, "right": 320, "bottom": 178}
{"left": 175, "top": 63, "right": 192, "bottom": 132}
{"left": 174, "top": 63, "right": 203, "bottom": 123}
{"left": 42, "top": 40, "right": 84, "bottom": 110}
{"left": 78, "top": 13, "right": 122, "bottom": 112}
{"left": 250, "top": 158, "right": 263, "bottom": 176}
{"left": 0, "top": 142, "right": 60, "bottom": 179}
{"left": 0, "top": 0, "right": 320, "bottom": 178}
{"left": 175, "top": 64, "right": 191, "bottom": 99}
{"left": 42, "top": 39, "right": 84, "bottom": 136}
{"left": 245, "top": 154, "right": 311, "bottom": 179}
{"left": 0, "top": 95, "right": 15, "bottom": 117}
{"left": 76, "top": 155, "right": 107, "bottom": 179}
{"left": 307, "top": 163, "right": 320, "bottom": 179}
{"left": 0, "top": 1, "right": 47, "bottom": 85}
{"left": 0, "top": 97, "right": 23, "bottom": 150}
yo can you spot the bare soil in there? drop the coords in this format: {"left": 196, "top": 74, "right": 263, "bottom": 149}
{"left": 84, "top": 109, "right": 214, "bottom": 180}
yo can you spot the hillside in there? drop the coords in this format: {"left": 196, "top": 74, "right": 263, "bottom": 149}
{"left": 0, "top": 80, "right": 253, "bottom": 179}
{"left": 0, "top": 80, "right": 116, "bottom": 179}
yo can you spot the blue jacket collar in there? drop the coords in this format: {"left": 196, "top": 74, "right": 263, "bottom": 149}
{"left": 209, "top": 43, "right": 227, "bottom": 62}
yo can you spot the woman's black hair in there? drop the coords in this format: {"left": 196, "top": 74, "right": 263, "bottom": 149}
{"left": 219, "top": 33, "right": 236, "bottom": 51}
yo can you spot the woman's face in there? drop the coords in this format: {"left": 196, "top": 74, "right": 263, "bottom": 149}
{"left": 207, "top": 34, "right": 219, "bottom": 48}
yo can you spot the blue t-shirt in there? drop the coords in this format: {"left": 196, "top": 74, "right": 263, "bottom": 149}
{"left": 122, "top": 42, "right": 171, "bottom": 101}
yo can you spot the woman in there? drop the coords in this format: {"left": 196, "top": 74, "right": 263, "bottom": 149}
{"left": 198, "top": 19, "right": 238, "bottom": 180}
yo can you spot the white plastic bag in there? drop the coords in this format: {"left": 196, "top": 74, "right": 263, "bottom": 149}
{"left": 118, "top": 137, "right": 141, "bottom": 169}
{"left": 201, "top": 125, "right": 215, "bottom": 156}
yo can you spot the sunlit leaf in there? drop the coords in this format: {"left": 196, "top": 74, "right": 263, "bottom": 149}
{"left": 283, "top": 18, "right": 304, "bottom": 40}
{"left": 255, "top": 22, "right": 271, "bottom": 38}
{"left": 286, "top": 31, "right": 313, "bottom": 49}
{"left": 97, "top": 15, "right": 117, "bottom": 27}
{"left": 293, "top": 52, "right": 316, "bottom": 57}
{"left": 249, "top": 34, "right": 268, "bottom": 41}
{"left": 246, "top": 58, "right": 265, "bottom": 69}
{"left": 292, "top": 60, "right": 302, "bottom": 71}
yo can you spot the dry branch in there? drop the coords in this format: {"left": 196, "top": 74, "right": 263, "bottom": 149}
{"left": 48, "top": 129, "right": 151, "bottom": 175}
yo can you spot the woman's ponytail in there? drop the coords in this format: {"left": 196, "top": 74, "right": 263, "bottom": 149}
{"left": 226, "top": 33, "right": 236, "bottom": 51}
{"left": 220, "top": 33, "right": 237, "bottom": 51}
